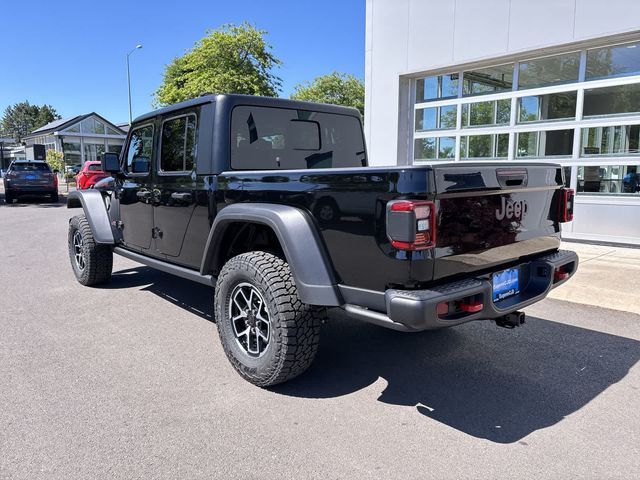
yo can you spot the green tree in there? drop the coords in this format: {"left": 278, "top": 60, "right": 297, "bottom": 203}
{"left": 46, "top": 149, "right": 64, "bottom": 173}
{"left": 154, "top": 22, "right": 282, "bottom": 106}
{"left": 290, "top": 72, "right": 365, "bottom": 115}
{"left": 1, "top": 101, "right": 60, "bottom": 143}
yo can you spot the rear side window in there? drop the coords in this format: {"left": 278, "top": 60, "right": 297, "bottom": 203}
{"left": 230, "top": 106, "right": 366, "bottom": 170}
{"left": 124, "top": 124, "right": 154, "bottom": 174}
{"left": 160, "top": 114, "right": 197, "bottom": 173}
{"left": 87, "top": 164, "right": 102, "bottom": 171}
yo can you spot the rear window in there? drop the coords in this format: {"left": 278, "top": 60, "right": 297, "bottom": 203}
{"left": 230, "top": 106, "right": 366, "bottom": 170}
{"left": 11, "top": 163, "right": 50, "bottom": 172}
{"left": 87, "top": 164, "right": 102, "bottom": 171}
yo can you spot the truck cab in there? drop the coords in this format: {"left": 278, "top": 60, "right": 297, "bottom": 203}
{"left": 67, "top": 94, "right": 578, "bottom": 387}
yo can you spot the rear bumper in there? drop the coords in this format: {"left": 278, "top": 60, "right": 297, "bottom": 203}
{"left": 6, "top": 185, "right": 56, "bottom": 194}
{"left": 345, "top": 249, "right": 578, "bottom": 332}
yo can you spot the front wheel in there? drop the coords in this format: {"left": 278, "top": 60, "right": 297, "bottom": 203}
{"left": 214, "top": 251, "right": 323, "bottom": 387}
{"left": 68, "top": 215, "right": 113, "bottom": 286}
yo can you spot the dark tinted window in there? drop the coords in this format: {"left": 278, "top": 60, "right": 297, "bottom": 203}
{"left": 87, "top": 164, "right": 102, "bottom": 171}
{"left": 124, "top": 125, "right": 154, "bottom": 174}
{"left": 11, "top": 163, "right": 50, "bottom": 172}
{"left": 230, "top": 106, "right": 366, "bottom": 170}
{"left": 160, "top": 114, "right": 197, "bottom": 172}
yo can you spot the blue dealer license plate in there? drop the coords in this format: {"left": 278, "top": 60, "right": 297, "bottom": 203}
{"left": 492, "top": 267, "right": 520, "bottom": 302}
{"left": 25, "top": 174, "right": 36, "bottom": 180}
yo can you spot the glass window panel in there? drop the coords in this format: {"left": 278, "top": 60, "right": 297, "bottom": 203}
{"left": 581, "top": 125, "right": 640, "bottom": 156}
{"left": 577, "top": 165, "right": 639, "bottom": 195}
{"left": 231, "top": 106, "right": 365, "bottom": 169}
{"left": 65, "top": 124, "right": 80, "bottom": 133}
{"left": 125, "top": 125, "right": 154, "bottom": 174}
{"left": 415, "top": 108, "right": 437, "bottom": 131}
{"left": 586, "top": 41, "right": 640, "bottom": 80}
{"left": 415, "top": 106, "right": 456, "bottom": 131}
{"left": 496, "top": 100, "right": 511, "bottom": 124}
{"left": 62, "top": 141, "right": 81, "bottom": 165}
{"left": 463, "top": 63, "right": 514, "bottom": 96}
{"left": 462, "top": 99, "right": 511, "bottom": 127}
{"left": 161, "top": 115, "right": 197, "bottom": 172}
{"left": 439, "top": 105, "right": 457, "bottom": 129}
{"left": 438, "top": 137, "right": 456, "bottom": 158}
{"left": 518, "top": 52, "right": 580, "bottom": 89}
{"left": 83, "top": 142, "right": 105, "bottom": 162}
{"left": 80, "top": 117, "right": 106, "bottom": 135}
{"left": 518, "top": 92, "right": 577, "bottom": 122}
{"left": 416, "top": 74, "right": 459, "bottom": 102}
{"left": 516, "top": 130, "right": 574, "bottom": 157}
{"left": 583, "top": 84, "right": 640, "bottom": 117}
{"left": 107, "top": 126, "right": 122, "bottom": 136}
{"left": 460, "top": 134, "right": 509, "bottom": 159}
{"left": 563, "top": 166, "right": 572, "bottom": 188}
{"left": 496, "top": 133, "right": 509, "bottom": 157}
{"left": 416, "top": 76, "right": 438, "bottom": 102}
{"left": 414, "top": 137, "right": 456, "bottom": 160}
{"left": 414, "top": 137, "right": 436, "bottom": 160}
{"left": 440, "top": 74, "right": 459, "bottom": 99}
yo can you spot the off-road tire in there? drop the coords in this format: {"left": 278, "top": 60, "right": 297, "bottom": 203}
{"left": 68, "top": 214, "right": 113, "bottom": 286}
{"left": 214, "top": 251, "right": 323, "bottom": 387}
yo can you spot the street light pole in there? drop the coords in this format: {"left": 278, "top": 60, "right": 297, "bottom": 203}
{"left": 127, "top": 44, "right": 143, "bottom": 125}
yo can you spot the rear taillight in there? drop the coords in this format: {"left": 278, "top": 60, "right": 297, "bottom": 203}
{"left": 558, "top": 188, "right": 574, "bottom": 223}
{"left": 386, "top": 200, "right": 437, "bottom": 251}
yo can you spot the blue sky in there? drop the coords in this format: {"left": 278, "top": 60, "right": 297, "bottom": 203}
{"left": 0, "top": 0, "right": 365, "bottom": 125}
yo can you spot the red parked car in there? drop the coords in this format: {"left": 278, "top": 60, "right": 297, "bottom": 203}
{"left": 75, "top": 161, "right": 109, "bottom": 189}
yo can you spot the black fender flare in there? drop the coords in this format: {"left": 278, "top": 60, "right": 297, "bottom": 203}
{"left": 200, "top": 203, "right": 342, "bottom": 306}
{"left": 67, "top": 190, "right": 115, "bottom": 244}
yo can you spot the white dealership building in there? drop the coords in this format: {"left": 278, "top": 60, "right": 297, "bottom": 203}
{"left": 364, "top": 0, "right": 640, "bottom": 245}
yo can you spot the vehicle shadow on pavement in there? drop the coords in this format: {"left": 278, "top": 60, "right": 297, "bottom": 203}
{"left": 99, "top": 266, "right": 640, "bottom": 444}
{"left": 107, "top": 266, "right": 214, "bottom": 322}
{"left": 1, "top": 193, "right": 67, "bottom": 208}
{"left": 273, "top": 311, "right": 640, "bottom": 444}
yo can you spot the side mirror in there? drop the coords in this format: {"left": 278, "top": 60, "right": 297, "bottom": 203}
{"left": 102, "top": 152, "right": 121, "bottom": 174}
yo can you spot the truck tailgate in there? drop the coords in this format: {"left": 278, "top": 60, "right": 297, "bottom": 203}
{"left": 432, "top": 164, "right": 563, "bottom": 281}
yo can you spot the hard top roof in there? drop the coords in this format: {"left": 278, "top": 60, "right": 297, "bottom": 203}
{"left": 132, "top": 93, "right": 362, "bottom": 124}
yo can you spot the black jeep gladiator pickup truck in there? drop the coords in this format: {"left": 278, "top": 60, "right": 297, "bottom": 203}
{"left": 67, "top": 94, "right": 578, "bottom": 386}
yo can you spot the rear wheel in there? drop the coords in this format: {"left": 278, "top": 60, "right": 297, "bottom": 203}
{"left": 214, "top": 251, "right": 323, "bottom": 387}
{"left": 68, "top": 215, "right": 112, "bottom": 286}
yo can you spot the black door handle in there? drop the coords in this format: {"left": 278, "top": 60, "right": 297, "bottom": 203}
{"left": 171, "top": 192, "right": 192, "bottom": 201}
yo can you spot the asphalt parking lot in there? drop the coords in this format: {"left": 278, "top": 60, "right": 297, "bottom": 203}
{"left": 1, "top": 196, "right": 639, "bottom": 480}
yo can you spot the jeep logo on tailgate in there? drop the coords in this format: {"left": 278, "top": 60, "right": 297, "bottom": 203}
{"left": 495, "top": 197, "right": 528, "bottom": 220}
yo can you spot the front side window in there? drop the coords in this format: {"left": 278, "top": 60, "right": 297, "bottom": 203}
{"left": 125, "top": 125, "right": 154, "bottom": 174}
{"left": 230, "top": 106, "right": 365, "bottom": 170}
{"left": 160, "top": 114, "right": 197, "bottom": 172}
